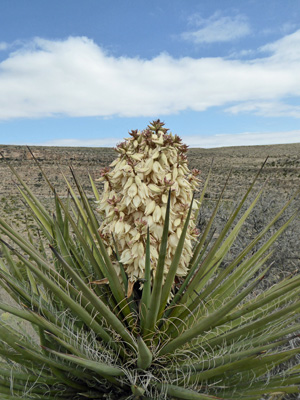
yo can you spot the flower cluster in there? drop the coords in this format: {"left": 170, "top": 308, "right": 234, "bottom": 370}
{"left": 97, "top": 120, "right": 200, "bottom": 288}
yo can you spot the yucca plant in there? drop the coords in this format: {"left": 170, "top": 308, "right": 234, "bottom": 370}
{"left": 0, "top": 120, "right": 300, "bottom": 400}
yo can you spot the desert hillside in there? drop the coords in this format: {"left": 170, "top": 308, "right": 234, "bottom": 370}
{"left": 1, "top": 142, "right": 300, "bottom": 198}
{"left": 0, "top": 142, "right": 299, "bottom": 275}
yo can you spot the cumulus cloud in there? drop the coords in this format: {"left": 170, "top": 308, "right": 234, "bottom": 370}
{"left": 0, "top": 32, "right": 300, "bottom": 120}
{"left": 36, "top": 130, "right": 300, "bottom": 148}
{"left": 181, "top": 12, "right": 251, "bottom": 44}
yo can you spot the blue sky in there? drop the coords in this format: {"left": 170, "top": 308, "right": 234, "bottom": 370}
{"left": 0, "top": 0, "right": 300, "bottom": 148}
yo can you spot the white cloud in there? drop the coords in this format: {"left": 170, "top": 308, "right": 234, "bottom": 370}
{"left": 181, "top": 12, "right": 250, "bottom": 44}
{"left": 39, "top": 137, "right": 121, "bottom": 147}
{"left": 0, "top": 32, "right": 300, "bottom": 120}
{"left": 262, "top": 22, "right": 299, "bottom": 36}
{"left": 184, "top": 130, "right": 300, "bottom": 148}
{"left": 281, "top": 22, "right": 298, "bottom": 34}
{"left": 0, "top": 42, "right": 8, "bottom": 51}
{"left": 226, "top": 101, "right": 300, "bottom": 118}
{"left": 34, "top": 130, "right": 300, "bottom": 149}
{"left": 259, "top": 29, "right": 300, "bottom": 61}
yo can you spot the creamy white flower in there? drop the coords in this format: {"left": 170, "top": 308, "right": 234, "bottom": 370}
{"left": 135, "top": 175, "right": 142, "bottom": 186}
{"left": 148, "top": 184, "right": 162, "bottom": 194}
{"left": 176, "top": 227, "right": 182, "bottom": 239}
{"left": 97, "top": 121, "right": 200, "bottom": 288}
{"left": 138, "top": 183, "right": 149, "bottom": 199}
{"left": 119, "top": 249, "right": 132, "bottom": 264}
{"left": 131, "top": 153, "right": 144, "bottom": 161}
{"left": 124, "top": 223, "right": 131, "bottom": 233}
{"left": 174, "top": 218, "right": 181, "bottom": 227}
{"left": 133, "top": 195, "right": 141, "bottom": 208}
{"left": 162, "top": 194, "right": 168, "bottom": 204}
{"left": 151, "top": 224, "right": 163, "bottom": 241}
{"left": 153, "top": 205, "right": 162, "bottom": 223}
{"left": 127, "top": 183, "right": 138, "bottom": 198}
{"left": 115, "top": 220, "right": 125, "bottom": 234}
{"left": 159, "top": 153, "right": 169, "bottom": 167}
{"left": 172, "top": 166, "right": 178, "bottom": 181}
{"left": 151, "top": 150, "right": 160, "bottom": 159}
{"left": 153, "top": 135, "right": 164, "bottom": 145}
{"left": 145, "top": 200, "right": 156, "bottom": 216}
{"left": 123, "top": 177, "right": 133, "bottom": 190}
{"left": 153, "top": 161, "right": 164, "bottom": 174}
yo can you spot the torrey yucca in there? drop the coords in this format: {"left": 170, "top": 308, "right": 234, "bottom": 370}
{"left": 0, "top": 120, "right": 300, "bottom": 400}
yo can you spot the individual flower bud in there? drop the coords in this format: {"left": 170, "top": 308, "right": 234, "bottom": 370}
{"left": 128, "top": 183, "right": 138, "bottom": 198}
{"left": 148, "top": 184, "right": 162, "bottom": 194}
{"left": 133, "top": 195, "right": 142, "bottom": 208}
{"left": 145, "top": 200, "right": 156, "bottom": 216}
{"left": 153, "top": 205, "right": 162, "bottom": 223}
